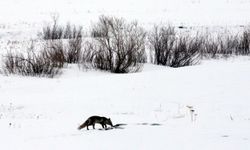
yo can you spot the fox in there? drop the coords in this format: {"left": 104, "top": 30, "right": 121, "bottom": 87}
{"left": 78, "top": 116, "right": 114, "bottom": 130}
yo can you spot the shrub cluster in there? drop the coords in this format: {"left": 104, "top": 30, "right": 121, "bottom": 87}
{"left": 42, "top": 16, "right": 82, "bottom": 40}
{"left": 3, "top": 43, "right": 63, "bottom": 77}
{"left": 41, "top": 16, "right": 83, "bottom": 64}
{"left": 2, "top": 15, "right": 250, "bottom": 77}
{"left": 149, "top": 25, "right": 250, "bottom": 65}
{"left": 202, "top": 30, "right": 250, "bottom": 58}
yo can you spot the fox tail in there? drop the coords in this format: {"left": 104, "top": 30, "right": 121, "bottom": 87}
{"left": 78, "top": 121, "right": 87, "bottom": 130}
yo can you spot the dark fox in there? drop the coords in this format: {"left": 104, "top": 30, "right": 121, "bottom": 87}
{"left": 78, "top": 116, "right": 113, "bottom": 130}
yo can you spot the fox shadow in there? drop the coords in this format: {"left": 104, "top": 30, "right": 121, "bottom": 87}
{"left": 97, "top": 122, "right": 162, "bottom": 131}
{"left": 98, "top": 123, "right": 127, "bottom": 130}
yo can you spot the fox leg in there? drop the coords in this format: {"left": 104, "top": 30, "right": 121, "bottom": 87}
{"left": 92, "top": 123, "right": 95, "bottom": 129}
{"left": 103, "top": 124, "right": 107, "bottom": 129}
{"left": 87, "top": 125, "right": 89, "bottom": 130}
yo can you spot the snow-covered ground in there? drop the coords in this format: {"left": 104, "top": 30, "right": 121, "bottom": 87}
{"left": 1, "top": 57, "right": 250, "bottom": 150}
{"left": 1, "top": 0, "right": 250, "bottom": 40}
{"left": 1, "top": 0, "right": 250, "bottom": 150}
{"left": 1, "top": 0, "right": 250, "bottom": 25}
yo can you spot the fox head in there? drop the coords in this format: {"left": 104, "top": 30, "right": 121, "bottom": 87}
{"left": 106, "top": 118, "right": 113, "bottom": 126}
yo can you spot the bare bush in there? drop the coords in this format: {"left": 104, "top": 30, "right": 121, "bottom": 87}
{"left": 64, "top": 23, "right": 73, "bottom": 39}
{"left": 86, "top": 16, "right": 146, "bottom": 73}
{"left": 42, "top": 15, "right": 64, "bottom": 40}
{"left": 149, "top": 25, "right": 176, "bottom": 65}
{"left": 42, "top": 40, "right": 66, "bottom": 68}
{"left": 200, "top": 34, "right": 220, "bottom": 58}
{"left": 218, "top": 35, "right": 239, "bottom": 57}
{"left": 238, "top": 29, "right": 250, "bottom": 55}
{"left": 202, "top": 29, "right": 250, "bottom": 58}
{"left": 64, "top": 23, "right": 83, "bottom": 40}
{"left": 41, "top": 17, "right": 83, "bottom": 64}
{"left": 65, "top": 26, "right": 83, "bottom": 63}
{"left": 41, "top": 16, "right": 83, "bottom": 41}
{"left": 42, "top": 21, "right": 83, "bottom": 64}
{"left": 169, "top": 36, "right": 202, "bottom": 67}
{"left": 149, "top": 25, "right": 201, "bottom": 67}
{"left": 2, "top": 43, "right": 62, "bottom": 77}
{"left": 201, "top": 34, "right": 236, "bottom": 59}
{"left": 78, "top": 41, "right": 95, "bottom": 70}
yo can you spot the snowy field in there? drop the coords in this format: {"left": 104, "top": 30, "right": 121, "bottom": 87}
{"left": 1, "top": 58, "right": 250, "bottom": 150}
{"left": 1, "top": 0, "right": 250, "bottom": 40}
{"left": 1, "top": 0, "right": 250, "bottom": 150}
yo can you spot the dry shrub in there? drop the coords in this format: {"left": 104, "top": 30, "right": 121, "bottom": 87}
{"left": 149, "top": 25, "right": 201, "bottom": 67}
{"left": 3, "top": 43, "right": 62, "bottom": 77}
{"left": 84, "top": 16, "right": 146, "bottom": 73}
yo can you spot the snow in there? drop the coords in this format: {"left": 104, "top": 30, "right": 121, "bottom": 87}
{"left": 1, "top": 0, "right": 250, "bottom": 26}
{"left": 1, "top": 0, "right": 250, "bottom": 40}
{"left": 1, "top": 57, "right": 250, "bottom": 150}
{"left": 1, "top": 0, "right": 250, "bottom": 149}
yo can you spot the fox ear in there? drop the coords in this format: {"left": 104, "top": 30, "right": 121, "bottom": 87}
{"left": 108, "top": 118, "right": 110, "bottom": 120}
